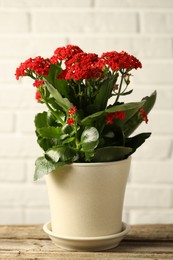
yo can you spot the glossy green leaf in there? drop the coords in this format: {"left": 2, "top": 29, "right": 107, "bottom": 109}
{"left": 92, "top": 146, "right": 132, "bottom": 162}
{"left": 125, "top": 132, "right": 151, "bottom": 152}
{"left": 35, "top": 111, "right": 48, "bottom": 129}
{"left": 34, "top": 156, "right": 66, "bottom": 181}
{"left": 46, "top": 146, "right": 77, "bottom": 163}
{"left": 44, "top": 79, "right": 71, "bottom": 113}
{"left": 81, "top": 127, "right": 99, "bottom": 151}
{"left": 93, "top": 75, "right": 118, "bottom": 111}
{"left": 37, "top": 126, "right": 63, "bottom": 139}
{"left": 81, "top": 101, "right": 145, "bottom": 126}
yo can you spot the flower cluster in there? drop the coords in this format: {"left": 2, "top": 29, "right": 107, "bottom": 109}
{"left": 59, "top": 53, "right": 103, "bottom": 81}
{"left": 100, "top": 51, "right": 142, "bottom": 71}
{"left": 50, "top": 45, "right": 83, "bottom": 63}
{"left": 15, "top": 56, "right": 51, "bottom": 80}
{"left": 15, "top": 44, "right": 156, "bottom": 180}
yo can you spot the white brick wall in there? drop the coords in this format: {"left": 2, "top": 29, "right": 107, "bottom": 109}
{"left": 0, "top": 0, "right": 173, "bottom": 225}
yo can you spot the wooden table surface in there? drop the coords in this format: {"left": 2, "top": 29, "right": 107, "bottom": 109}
{"left": 0, "top": 224, "right": 173, "bottom": 259}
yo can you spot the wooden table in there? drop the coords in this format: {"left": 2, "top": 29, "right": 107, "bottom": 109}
{"left": 0, "top": 224, "right": 173, "bottom": 259}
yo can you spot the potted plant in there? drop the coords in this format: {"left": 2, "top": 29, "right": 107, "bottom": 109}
{"left": 15, "top": 45, "right": 156, "bottom": 251}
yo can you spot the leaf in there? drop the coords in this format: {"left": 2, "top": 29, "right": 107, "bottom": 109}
{"left": 92, "top": 146, "right": 132, "bottom": 162}
{"left": 44, "top": 79, "right": 71, "bottom": 113}
{"left": 123, "top": 91, "right": 157, "bottom": 137}
{"left": 35, "top": 111, "right": 48, "bottom": 129}
{"left": 44, "top": 64, "right": 70, "bottom": 98}
{"left": 37, "top": 126, "right": 63, "bottom": 139}
{"left": 34, "top": 156, "right": 66, "bottom": 181}
{"left": 46, "top": 146, "right": 77, "bottom": 163}
{"left": 81, "top": 127, "right": 99, "bottom": 151}
{"left": 62, "top": 123, "right": 74, "bottom": 134}
{"left": 81, "top": 101, "right": 145, "bottom": 126}
{"left": 106, "top": 101, "right": 145, "bottom": 114}
{"left": 94, "top": 75, "right": 118, "bottom": 111}
{"left": 36, "top": 135, "right": 52, "bottom": 151}
{"left": 45, "top": 148, "right": 60, "bottom": 163}
{"left": 125, "top": 132, "right": 151, "bottom": 153}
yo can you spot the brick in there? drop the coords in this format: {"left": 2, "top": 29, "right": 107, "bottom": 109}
{"left": 0, "top": 11, "right": 30, "bottom": 33}
{"left": 0, "top": 60, "right": 25, "bottom": 82}
{"left": 25, "top": 208, "right": 50, "bottom": 224}
{"left": 134, "top": 136, "right": 172, "bottom": 160}
{"left": 0, "top": 183, "right": 49, "bottom": 207}
{"left": 148, "top": 111, "right": 173, "bottom": 134}
{"left": 16, "top": 111, "right": 36, "bottom": 133}
{"left": 133, "top": 61, "right": 173, "bottom": 84}
{"left": 121, "top": 86, "right": 173, "bottom": 110}
{"left": 129, "top": 209, "right": 173, "bottom": 224}
{"left": 3, "top": 0, "right": 92, "bottom": 8}
{"left": 0, "top": 134, "right": 41, "bottom": 157}
{"left": 131, "top": 160, "right": 173, "bottom": 183}
{"left": 124, "top": 184, "right": 172, "bottom": 208}
{"left": 0, "top": 83, "right": 42, "bottom": 109}
{"left": 0, "top": 112, "right": 14, "bottom": 132}
{"left": 68, "top": 36, "right": 172, "bottom": 59}
{"left": 141, "top": 12, "right": 173, "bottom": 33}
{"left": 0, "top": 208, "right": 24, "bottom": 224}
{"left": 94, "top": 0, "right": 173, "bottom": 8}
{"left": 32, "top": 11, "right": 138, "bottom": 33}
{"left": 0, "top": 159, "right": 26, "bottom": 182}
{"left": 0, "top": 36, "right": 67, "bottom": 59}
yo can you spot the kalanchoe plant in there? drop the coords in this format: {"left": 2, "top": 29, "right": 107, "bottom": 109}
{"left": 15, "top": 45, "right": 157, "bottom": 180}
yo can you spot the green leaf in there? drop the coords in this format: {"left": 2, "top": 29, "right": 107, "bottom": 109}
{"left": 106, "top": 101, "right": 145, "bottom": 114}
{"left": 125, "top": 132, "right": 151, "bottom": 153}
{"left": 46, "top": 146, "right": 77, "bottom": 163}
{"left": 94, "top": 75, "right": 118, "bottom": 111}
{"left": 35, "top": 111, "right": 48, "bottom": 129}
{"left": 37, "top": 126, "right": 64, "bottom": 139}
{"left": 44, "top": 79, "right": 71, "bottom": 113}
{"left": 62, "top": 124, "right": 74, "bottom": 134}
{"left": 81, "top": 101, "right": 145, "bottom": 126}
{"left": 44, "top": 64, "right": 70, "bottom": 98}
{"left": 92, "top": 146, "right": 132, "bottom": 162}
{"left": 123, "top": 91, "right": 157, "bottom": 137}
{"left": 45, "top": 148, "right": 60, "bottom": 163}
{"left": 36, "top": 136, "right": 52, "bottom": 151}
{"left": 34, "top": 156, "right": 66, "bottom": 181}
{"left": 81, "top": 127, "right": 99, "bottom": 151}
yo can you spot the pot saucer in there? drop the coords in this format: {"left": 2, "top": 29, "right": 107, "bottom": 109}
{"left": 43, "top": 221, "right": 129, "bottom": 251}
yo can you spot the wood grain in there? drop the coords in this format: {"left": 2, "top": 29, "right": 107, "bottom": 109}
{"left": 0, "top": 224, "right": 173, "bottom": 259}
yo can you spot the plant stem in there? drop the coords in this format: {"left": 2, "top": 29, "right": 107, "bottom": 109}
{"left": 115, "top": 71, "right": 124, "bottom": 103}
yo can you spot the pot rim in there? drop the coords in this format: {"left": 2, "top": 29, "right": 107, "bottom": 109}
{"left": 69, "top": 156, "right": 131, "bottom": 167}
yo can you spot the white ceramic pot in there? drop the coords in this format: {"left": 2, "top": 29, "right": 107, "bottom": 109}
{"left": 45, "top": 156, "right": 131, "bottom": 239}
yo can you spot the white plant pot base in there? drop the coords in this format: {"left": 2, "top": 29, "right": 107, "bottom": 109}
{"left": 43, "top": 221, "right": 129, "bottom": 251}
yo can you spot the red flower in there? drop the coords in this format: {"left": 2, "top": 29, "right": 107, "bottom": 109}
{"left": 113, "top": 111, "right": 126, "bottom": 120}
{"left": 59, "top": 52, "right": 103, "bottom": 81}
{"left": 35, "top": 91, "right": 42, "bottom": 102}
{"left": 68, "top": 106, "right": 77, "bottom": 115}
{"left": 106, "top": 111, "right": 126, "bottom": 125}
{"left": 33, "top": 79, "right": 44, "bottom": 88}
{"left": 139, "top": 108, "right": 148, "bottom": 124}
{"left": 50, "top": 45, "right": 83, "bottom": 64}
{"left": 67, "top": 118, "right": 75, "bottom": 125}
{"left": 106, "top": 113, "right": 114, "bottom": 125}
{"left": 100, "top": 51, "right": 142, "bottom": 72}
{"left": 15, "top": 56, "right": 51, "bottom": 80}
